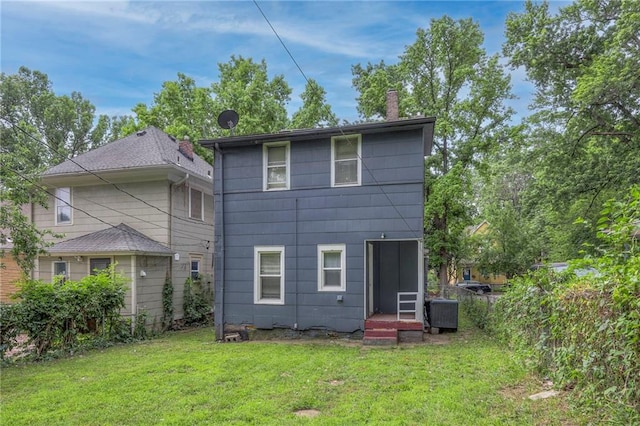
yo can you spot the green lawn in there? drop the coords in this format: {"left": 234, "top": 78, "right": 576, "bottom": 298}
{"left": 1, "top": 319, "right": 582, "bottom": 425}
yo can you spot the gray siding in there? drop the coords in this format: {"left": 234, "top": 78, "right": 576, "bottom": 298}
{"left": 215, "top": 128, "right": 425, "bottom": 333}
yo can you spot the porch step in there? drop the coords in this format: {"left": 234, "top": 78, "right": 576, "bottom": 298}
{"left": 363, "top": 328, "right": 398, "bottom": 346}
{"left": 365, "top": 319, "right": 423, "bottom": 331}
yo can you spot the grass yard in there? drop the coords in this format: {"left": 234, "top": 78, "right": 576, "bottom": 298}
{"left": 1, "top": 318, "right": 583, "bottom": 425}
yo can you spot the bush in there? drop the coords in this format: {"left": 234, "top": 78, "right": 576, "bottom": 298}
{"left": 493, "top": 187, "right": 640, "bottom": 423}
{"left": 4, "top": 265, "right": 127, "bottom": 359}
{"left": 183, "top": 276, "right": 212, "bottom": 326}
{"left": 0, "top": 303, "right": 22, "bottom": 359}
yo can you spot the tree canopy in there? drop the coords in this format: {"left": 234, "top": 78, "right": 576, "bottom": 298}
{"left": 353, "top": 16, "right": 515, "bottom": 286}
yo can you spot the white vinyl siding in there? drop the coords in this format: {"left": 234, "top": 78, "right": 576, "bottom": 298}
{"left": 55, "top": 187, "right": 72, "bottom": 224}
{"left": 189, "top": 187, "right": 203, "bottom": 220}
{"left": 331, "top": 135, "right": 361, "bottom": 187}
{"left": 263, "top": 142, "right": 290, "bottom": 191}
{"left": 317, "top": 244, "right": 346, "bottom": 291}
{"left": 254, "top": 246, "right": 285, "bottom": 304}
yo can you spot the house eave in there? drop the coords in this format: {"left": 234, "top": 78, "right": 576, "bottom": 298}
{"left": 40, "top": 164, "right": 212, "bottom": 188}
{"left": 200, "top": 116, "right": 436, "bottom": 148}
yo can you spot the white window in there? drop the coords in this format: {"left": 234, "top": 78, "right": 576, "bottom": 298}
{"left": 90, "top": 258, "right": 111, "bottom": 275}
{"left": 189, "top": 187, "right": 203, "bottom": 220}
{"left": 254, "top": 246, "right": 285, "bottom": 304}
{"left": 53, "top": 261, "right": 68, "bottom": 283}
{"left": 331, "top": 135, "right": 361, "bottom": 187}
{"left": 190, "top": 257, "right": 201, "bottom": 280}
{"left": 317, "top": 244, "right": 346, "bottom": 291}
{"left": 55, "top": 187, "right": 72, "bottom": 224}
{"left": 263, "top": 142, "right": 290, "bottom": 191}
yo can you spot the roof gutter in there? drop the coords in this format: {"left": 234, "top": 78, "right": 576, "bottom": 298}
{"left": 213, "top": 143, "right": 225, "bottom": 341}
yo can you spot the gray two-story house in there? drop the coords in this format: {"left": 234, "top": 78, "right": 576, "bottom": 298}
{"left": 202, "top": 111, "right": 435, "bottom": 342}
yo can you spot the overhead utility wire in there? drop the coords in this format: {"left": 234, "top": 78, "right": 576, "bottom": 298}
{"left": 252, "top": 0, "right": 310, "bottom": 85}
{"left": 252, "top": 2, "right": 421, "bottom": 239}
{"left": 6, "top": 168, "right": 210, "bottom": 251}
{"left": 9, "top": 122, "right": 203, "bottom": 226}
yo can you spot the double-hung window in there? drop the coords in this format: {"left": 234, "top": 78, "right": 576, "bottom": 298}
{"left": 55, "top": 187, "right": 72, "bottom": 224}
{"left": 263, "top": 142, "right": 290, "bottom": 190}
{"left": 254, "top": 246, "right": 285, "bottom": 304}
{"left": 189, "top": 187, "right": 203, "bottom": 220}
{"left": 317, "top": 244, "right": 346, "bottom": 291}
{"left": 53, "top": 261, "right": 68, "bottom": 283}
{"left": 190, "top": 257, "right": 201, "bottom": 280}
{"left": 331, "top": 135, "right": 361, "bottom": 187}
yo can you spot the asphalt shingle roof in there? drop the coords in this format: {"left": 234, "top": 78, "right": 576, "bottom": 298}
{"left": 44, "top": 126, "right": 212, "bottom": 180}
{"left": 48, "top": 223, "right": 173, "bottom": 256}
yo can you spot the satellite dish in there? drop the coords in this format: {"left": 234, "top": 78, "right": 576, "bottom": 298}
{"left": 217, "top": 110, "right": 239, "bottom": 130}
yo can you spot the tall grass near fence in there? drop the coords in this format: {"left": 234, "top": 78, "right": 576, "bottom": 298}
{"left": 491, "top": 188, "right": 640, "bottom": 424}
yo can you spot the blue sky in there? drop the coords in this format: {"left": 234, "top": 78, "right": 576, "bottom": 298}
{"left": 1, "top": 1, "right": 564, "bottom": 125}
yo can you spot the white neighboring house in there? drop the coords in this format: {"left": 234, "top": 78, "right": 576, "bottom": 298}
{"left": 33, "top": 127, "right": 214, "bottom": 325}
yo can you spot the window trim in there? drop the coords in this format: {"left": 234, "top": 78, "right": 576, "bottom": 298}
{"left": 52, "top": 261, "right": 68, "bottom": 283}
{"left": 331, "top": 135, "right": 361, "bottom": 187}
{"left": 317, "top": 244, "right": 347, "bottom": 292}
{"left": 189, "top": 187, "right": 204, "bottom": 220}
{"left": 190, "top": 256, "right": 202, "bottom": 280}
{"left": 55, "top": 187, "right": 72, "bottom": 225}
{"left": 88, "top": 257, "right": 112, "bottom": 275}
{"left": 263, "top": 141, "right": 290, "bottom": 191}
{"left": 254, "top": 246, "right": 285, "bottom": 305}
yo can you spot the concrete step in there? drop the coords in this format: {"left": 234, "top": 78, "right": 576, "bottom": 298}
{"left": 363, "top": 328, "right": 398, "bottom": 346}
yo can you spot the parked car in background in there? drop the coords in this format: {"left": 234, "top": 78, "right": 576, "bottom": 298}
{"left": 456, "top": 280, "right": 492, "bottom": 294}
{"left": 530, "top": 262, "right": 599, "bottom": 277}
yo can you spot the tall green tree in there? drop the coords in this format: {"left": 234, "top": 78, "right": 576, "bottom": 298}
{"left": 503, "top": 0, "right": 640, "bottom": 260}
{"left": 1, "top": 67, "right": 123, "bottom": 272}
{"left": 1, "top": 67, "right": 123, "bottom": 166}
{"left": 353, "top": 16, "right": 514, "bottom": 287}
{"left": 211, "top": 55, "right": 291, "bottom": 136}
{"left": 291, "top": 78, "right": 338, "bottom": 129}
{"left": 121, "top": 72, "right": 216, "bottom": 163}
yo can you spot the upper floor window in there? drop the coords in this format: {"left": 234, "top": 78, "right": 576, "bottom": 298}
{"left": 254, "top": 246, "right": 285, "bottom": 305}
{"left": 263, "top": 142, "right": 290, "bottom": 191}
{"left": 189, "top": 187, "right": 203, "bottom": 220}
{"left": 331, "top": 135, "right": 361, "bottom": 187}
{"left": 317, "top": 244, "right": 346, "bottom": 291}
{"left": 55, "top": 187, "right": 72, "bottom": 224}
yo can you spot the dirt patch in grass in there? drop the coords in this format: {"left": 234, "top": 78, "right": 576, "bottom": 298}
{"left": 294, "top": 409, "right": 321, "bottom": 418}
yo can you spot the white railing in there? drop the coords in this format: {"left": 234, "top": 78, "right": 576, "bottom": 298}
{"left": 397, "top": 292, "right": 419, "bottom": 321}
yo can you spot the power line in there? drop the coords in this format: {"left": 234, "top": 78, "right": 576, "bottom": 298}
{"left": 252, "top": 3, "right": 421, "bottom": 239}
{"left": 3, "top": 124, "right": 214, "bottom": 248}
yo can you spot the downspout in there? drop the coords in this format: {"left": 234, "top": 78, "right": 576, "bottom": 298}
{"left": 170, "top": 172, "right": 189, "bottom": 322}
{"left": 214, "top": 144, "right": 225, "bottom": 340}
{"left": 131, "top": 255, "right": 137, "bottom": 333}
{"left": 294, "top": 198, "right": 298, "bottom": 330}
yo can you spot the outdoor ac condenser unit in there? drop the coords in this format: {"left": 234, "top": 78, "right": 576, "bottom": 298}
{"left": 427, "top": 299, "right": 459, "bottom": 330}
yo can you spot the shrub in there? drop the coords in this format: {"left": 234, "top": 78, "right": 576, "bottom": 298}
{"left": 7, "top": 265, "right": 127, "bottom": 358}
{"left": 183, "top": 276, "right": 212, "bottom": 326}
{"left": 0, "top": 303, "right": 22, "bottom": 359}
{"left": 493, "top": 187, "right": 640, "bottom": 423}
{"left": 161, "top": 273, "right": 173, "bottom": 330}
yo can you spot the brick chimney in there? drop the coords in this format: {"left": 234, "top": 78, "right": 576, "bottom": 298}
{"left": 386, "top": 89, "right": 399, "bottom": 121}
{"left": 178, "top": 136, "right": 194, "bottom": 161}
